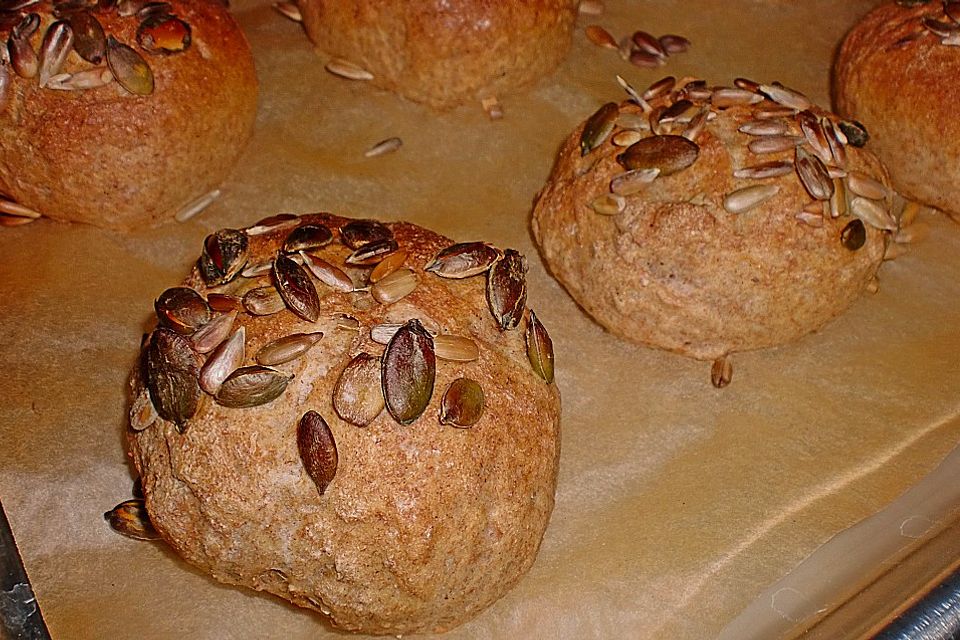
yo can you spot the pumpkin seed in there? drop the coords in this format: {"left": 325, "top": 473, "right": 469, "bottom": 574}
{"left": 642, "top": 75, "right": 675, "bottom": 101}
{"left": 434, "top": 334, "right": 480, "bottom": 362}
{"left": 659, "top": 34, "right": 690, "bottom": 54}
{"left": 723, "top": 184, "right": 780, "bottom": 214}
{"left": 198, "top": 228, "right": 248, "bottom": 286}
{"left": 526, "top": 310, "right": 554, "bottom": 383}
{"left": 369, "top": 249, "right": 408, "bottom": 283}
{"left": 610, "top": 167, "right": 660, "bottom": 195}
{"left": 425, "top": 242, "right": 501, "bottom": 279}
{"left": 381, "top": 319, "right": 435, "bottom": 425}
{"left": 273, "top": 253, "right": 321, "bottom": 322}
{"left": 141, "top": 328, "right": 200, "bottom": 430}
{"left": 629, "top": 49, "right": 663, "bottom": 69}
{"left": 617, "top": 134, "right": 699, "bottom": 175}
{"left": 104, "top": 499, "right": 160, "bottom": 540}
{"left": 67, "top": 10, "right": 105, "bottom": 63}
{"left": 255, "top": 331, "right": 323, "bottom": 366}
{"left": 340, "top": 219, "right": 392, "bottom": 249}
{"left": 333, "top": 352, "right": 383, "bottom": 427}
{"left": 38, "top": 20, "right": 73, "bottom": 87}
{"left": 590, "top": 192, "right": 625, "bottom": 215}
{"left": 106, "top": 35, "right": 153, "bottom": 95}
{"left": 711, "top": 356, "right": 732, "bottom": 388}
{"left": 242, "top": 286, "right": 286, "bottom": 316}
{"left": 9, "top": 30, "right": 38, "bottom": 79}
{"left": 297, "top": 411, "right": 338, "bottom": 495}
{"left": 215, "top": 365, "right": 292, "bottom": 408}
{"left": 137, "top": 14, "right": 191, "bottom": 54}
{"left": 283, "top": 223, "right": 333, "bottom": 253}
{"left": 795, "top": 146, "right": 834, "bottom": 201}
{"left": 439, "top": 378, "right": 484, "bottom": 428}
{"left": 190, "top": 310, "right": 237, "bottom": 353}
{"left": 580, "top": 102, "right": 619, "bottom": 156}
{"left": 838, "top": 120, "right": 868, "bottom": 147}
{"left": 371, "top": 267, "right": 417, "bottom": 304}
{"left": 155, "top": 286, "right": 211, "bottom": 334}
{"left": 850, "top": 197, "right": 897, "bottom": 231}
{"left": 199, "top": 326, "right": 245, "bottom": 395}
{"left": 841, "top": 218, "right": 866, "bottom": 251}
{"left": 345, "top": 237, "right": 399, "bottom": 265}
{"left": 486, "top": 249, "right": 527, "bottom": 331}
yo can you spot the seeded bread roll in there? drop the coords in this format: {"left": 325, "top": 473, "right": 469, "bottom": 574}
{"left": 296, "top": 0, "right": 577, "bottom": 109}
{"left": 532, "top": 77, "right": 893, "bottom": 374}
{"left": 125, "top": 212, "right": 561, "bottom": 635}
{"left": 834, "top": 0, "right": 960, "bottom": 216}
{"left": 0, "top": 0, "right": 257, "bottom": 229}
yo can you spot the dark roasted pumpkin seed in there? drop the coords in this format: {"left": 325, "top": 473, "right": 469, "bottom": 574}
{"left": 425, "top": 242, "right": 502, "bottom": 279}
{"left": 486, "top": 249, "right": 527, "bottom": 330}
{"left": 838, "top": 119, "right": 869, "bottom": 147}
{"left": 67, "top": 10, "right": 105, "bottom": 63}
{"left": 339, "top": 219, "right": 392, "bottom": 249}
{"left": 273, "top": 253, "right": 321, "bottom": 322}
{"left": 198, "top": 228, "right": 248, "bottom": 286}
{"left": 580, "top": 102, "right": 619, "bottom": 156}
{"left": 381, "top": 319, "right": 435, "bottom": 425}
{"left": 141, "top": 328, "right": 200, "bottom": 430}
{"left": 297, "top": 411, "right": 337, "bottom": 495}
{"left": 155, "top": 286, "right": 211, "bottom": 334}
{"left": 283, "top": 223, "right": 333, "bottom": 253}
{"left": 215, "top": 365, "right": 292, "bottom": 408}
{"left": 841, "top": 218, "right": 866, "bottom": 251}
{"left": 617, "top": 135, "right": 699, "bottom": 175}
{"left": 104, "top": 499, "right": 160, "bottom": 540}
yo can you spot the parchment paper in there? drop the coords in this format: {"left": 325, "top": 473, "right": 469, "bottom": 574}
{"left": 3, "top": 1, "right": 960, "bottom": 638}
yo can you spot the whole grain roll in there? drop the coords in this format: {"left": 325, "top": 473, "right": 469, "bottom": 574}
{"left": 125, "top": 212, "right": 561, "bottom": 635}
{"left": 532, "top": 77, "right": 893, "bottom": 370}
{"left": 0, "top": 0, "right": 258, "bottom": 229}
{"left": 297, "top": 0, "right": 578, "bottom": 109}
{"left": 834, "top": 1, "right": 960, "bottom": 216}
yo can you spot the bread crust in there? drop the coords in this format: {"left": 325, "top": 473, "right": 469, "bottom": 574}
{"left": 297, "top": 0, "right": 577, "bottom": 109}
{"left": 0, "top": 0, "right": 258, "bottom": 229}
{"left": 532, "top": 86, "right": 890, "bottom": 361}
{"left": 834, "top": 1, "right": 960, "bottom": 214}
{"left": 128, "top": 213, "right": 561, "bottom": 635}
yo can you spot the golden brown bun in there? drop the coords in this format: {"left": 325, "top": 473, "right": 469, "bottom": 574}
{"left": 834, "top": 1, "right": 960, "bottom": 214}
{"left": 297, "top": 0, "right": 577, "bottom": 109}
{"left": 128, "top": 212, "right": 561, "bottom": 635}
{"left": 0, "top": 0, "right": 258, "bottom": 229}
{"left": 532, "top": 78, "right": 892, "bottom": 361}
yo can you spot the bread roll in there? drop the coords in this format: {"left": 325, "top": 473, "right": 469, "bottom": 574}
{"left": 126, "top": 212, "right": 561, "bottom": 634}
{"left": 532, "top": 77, "right": 892, "bottom": 369}
{"left": 297, "top": 0, "right": 577, "bottom": 109}
{"left": 834, "top": 0, "right": 960, "bottom": 216}
{"left": 0, "top": 0, "right": 257, "bottom": 229}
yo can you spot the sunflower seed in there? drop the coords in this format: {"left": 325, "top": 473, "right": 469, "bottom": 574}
{"left": 369, "top": 249, "right": 407, "bottom": 283}
{"left": 579, "top": 0, "right": 604, "bottom": 14}
{"left": 733, "top": 160, "right": 793, "bottom": 179}
{"left": 629, "top": 49, "right": 664, "bottom": 68}
{"left": 11, "top": 12, "right": 39, "bottom": 38}
{"left": 580, "top": 102, "right": 619, "bottom": 156}
{"left": 865, "top": 277, "right": 880, "bottom": 294}
{"left": 273, "top": 254, "right": 321, "bottom": 322}
{"left": 616, "top": 74, "right": 651, "bottom": 110}
{"left": 680, "top": 108, "right": 709, "bottom": 142}
{"left": 345, "top": 237, "right": 399, "bottom": 266}
{"left": 172, "top": 188, "right": 219, "bottom": 222}
{"left": 199, "top": 228, "right": 248, "bottom": 285}
{"left": 364, "top": 136, "right": 402, "bottom": 158}
{"left": 795, "top": 146, "right": 834, "bottom": 201}
{"left": 585, "top": 24, "right": 617, "bottom": 49}
{"left": 433, "top": 334, "right": 479, "bottom": 362}
{"left": 610, "top": 167, "right": 660, "bottom": 195}
{"left": 850, "top": 196, "right": 897, "bottom": 230}
{"left": 339, "top": 219, "right": 393, "bottom": 249}
{"left": 67, "top": 10, "right": 104, "bottom": 63}
{"left": 486, "top": 249, "right": 526, "bottom": 330}
{"left": 838, "top": 119, "right": 869, "bottom": 147}
{"left": 334, "top": 313, "right": 361, "bottom": 332}
{"left": 677, "top": 79, "right": 712, "bottom": 102}
{"left": 0, "top": 64, "right": 8, "bottom": 111}
{"left": 296, "top": 411, "right": 338, "bottom": 496}
{"left": 255, "top": 331, "right": 323, "bottom": 366}
{"left": 332, "top": 353, "right": 383, "bottom": 427}
{"left": 617, "top": 134, "right": 699, "bottom": 175}
{"left": 723, "top": 184, "right": 780, "bottom": 214}
{"left": 215, "top": 365, "right": 291, "bottom": 408}
{"left": 795, "top": 209, "right": 824, "bottom": 228}
{"left": 0, "top": 197, "right": 41, "bottom": 219}
{"left": 711, "top": 87, "right": 763, "bottom": 108}
{"left": 371, "top": 267, "right": 417, "bottom": 304}
{"left": 104, "top": 499, "right": 160, "bottom": 540}
{"left": 755, "top": 105, "right": 798, "bottom": 119}
{"left": 829, "top": 178, "right": 847, "bottom": 218}
{"left": 142, "top": 328, "right": 200, "bottom": 430}
{"left": 822, "top": 117, "right": 847, "bottom": 166}
{"left": 0, "top": 213, "right": 37, "bottom": 226}
{"left": 325, "top": 57, "right": 372, "bottom": 80}
{"left": 370, "top": 322, "right": 402, "bottom": 344}
{"left": 298, "top": 252, "right": 354, "bottom": 292}
{"left": 658, "top": 98, "right": 696, "bottom": 124}
{"left": 845, "top": 171, "right": 887, "bottom": 200}
{"left": 190, "top": 310, "right": 237, "bottom": 353}
{"left": 841, "top": 218, "right": 866, "bottom": 251}
{"left": 711, "top": 356, "right": 732, "bottom": 388}
{"left": 199, "top": 326, "right": 245, "bottom": 395}
{"left": 37, "top": 20, "right": 73, "bottom": 87}
{"left": 283, "top": 223, "right": 333, "bottom": 253}
{"left": 129, "top": 388, "right": 158, "bottom": 432}
{"left": 733, "top": 77, "right": 761, "bottom": 93}
{"left": 747, "top": 135, "right": 801, "bottom": 155}
{"left": 738, "top": 119, "right": 788, "bottom": 136}
{"left": 155, "top": 287, "right": 211, "bottom": 334}
{"left": 272, "top": 0, "right": 301, "bottom": 22}
{"left": 797, "top": 110, "right": 832, "bottom": 164}
{"left": 642, "top": 75, "right": 675, "bottom": 101}
{"left": 106, "top": 35, "right": 153, "bottom": 95}
{"left": 41, "top": 65, "right": 109, "bottom": 90}
{"left": 246, "top": 213, "right": 299, "bottom": 236}
{"left": 526, "top": 310, "right": 554, "bottom": 383}
{"left": 612, "top": 129, "right": 643, "bottom": 147}
{"left": 632, "top": 30, "right": 665, "bottom": 57}
{"left": 241, "top": 260, "right": 274, "bottom": 278}
{"left": 439, "top": 378, "right": 484, "bottom": 428}
{"left": 923, "top": 15, "right": 960, "bottom": 36}
{"left": 659, "top": 34, "right": 690, "bottom": 54}
{"left": 9, "top": 31, "right": 38, "bottom": 78}
{"left": 243, "top": 286, "right": 286, "bottom": 316}
{"left": 590, "top": 192, "right": 625, "bottom": 215}
{"left": 759, "top": 83, "right": 810, "bottom": 111}
{"left": 382, "top": 319, "right": 435, "bottom": 425}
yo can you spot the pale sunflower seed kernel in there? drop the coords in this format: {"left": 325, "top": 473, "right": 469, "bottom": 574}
{"left": 723, "top": 184, "right": 780, "bottom": 214}
{"left": 190, "top": 310, "right": 237, "bottom": 354}
{"left": 300, "top": 252, "right": 354, "bottom": 292}
{"left": 370, "top": 323, "right": 403, "bottom": 345}
{"left": 845, "top": 171, "right": 887, "bottom": 201}
{"left": 590, "top": 192, "right": 626, "bottom": 215}
{"left": 850, "top": 197, "right": 897, "bottom": 231}
{"left": 371, "top": 267, "right": 417, "bottom": 305}
{"left": 733, "top": 160, "right": 793, "bottom": 180}
{"left": 434, "top": 334, "right": 480, "bottom": 362}
{"left": 243, "top": 285, "right": 286, "bottom": 316}
{"left": 369, "top": 249, "right": 408, "bottom": 284}
{"left": 325, "top": 57, "right": 372, "bottom": 80}
{"left": 758, "top": 83, "right": 811, "bottom": 111}
{"left": 199, "top": 326, "right": 245, "bottom": 396}
{"left": 611, "top": 168, "right": 660, "bottom": 196}
{"left": 255, "top": 331, "right": 323, "bottom": 366}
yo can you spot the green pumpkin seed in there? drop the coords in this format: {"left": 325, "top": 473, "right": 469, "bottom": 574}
{"left": 273, "top": 253, "right": 321, "bottom": 322}
{"left": 381, "top": 319, "right": 435, "bottom": 425}
{"left": 486, "top": 249, "right": 526, "bottom": 331}
{"left": 106, "top": 35, "right": 153, "bottom": 95}
{"left": 439, "top": 378, "right": 485, "bottom": 428}
{"left": 215, "top": 365, "right": 292, "bottom": 408}
{"left": 580, "top": 102, "right": 619, "bottom": 156}
{"left": 141, "top": 328, "right": 200, "bottom": 431}
{"left": 333, "top": 352, "right": 384, "bottom": 427}
{"left": 841, "top": 219, "right": 866, "bottom": 251}
{"left": 526, "top": 310, "right": 554, "bottom": 383}
{"left": 104, "top": 499, "right": 160, "bottom": 540}
{"left": 297, "top": 411, "right": 338, "bottom": 495}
